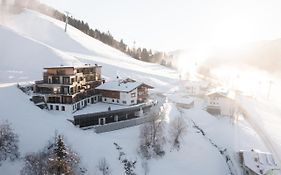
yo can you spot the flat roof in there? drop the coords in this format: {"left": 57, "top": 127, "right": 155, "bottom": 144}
{"left": 74, "top": 102, "right": 152, "bottom": 119}
{"left": 44, "top": 64, "right": 101, "bottom": 69}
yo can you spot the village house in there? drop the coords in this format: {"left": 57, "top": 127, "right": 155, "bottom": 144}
{"left": 206, "top": 89, "right": 236, "bottom": 117}
{"left": 33, "top": 64, "right": 103, "bottom": 112}
{"left": 95, "top": 78, "right": 153, "bottom": 106}
{"left": 73, "top": 78, "right": 155, "bottom": 129}
{"left": 238, "top": 149, "right": 279, "bottom": 175}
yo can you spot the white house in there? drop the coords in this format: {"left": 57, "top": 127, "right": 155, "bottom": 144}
{"left": 239, "top": 149, "right": 279, "bottom": 175}
{"left": 96, "top": 78, "right": 153, "bottom": 106}
{"left": 206, "top": 89, "right": 236, "bottom": 117}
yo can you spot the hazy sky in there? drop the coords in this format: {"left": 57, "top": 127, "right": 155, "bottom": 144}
{"left": 40, "top": 0, "right": 281, "bottom": 51}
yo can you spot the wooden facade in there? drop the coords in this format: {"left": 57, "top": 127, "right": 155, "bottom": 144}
{"left": 33, "top": 65, "right": 103, "bottom": 112}
{"left": 99, "top": 90, "right": 120, "bottom": 99}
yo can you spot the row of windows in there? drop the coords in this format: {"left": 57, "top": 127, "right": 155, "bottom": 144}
{"left": 102, "top": 98, "right": 135, "bottom": 104}
{"left": 49, "top": 105, "right": 65, "bottom": 111}
{"left": 210, "top": 97, "right": 219, "bottom": 100}
{"left": 73, "top": 96, "right": 99, "bottom": 111}
{"left": 103, "top": 98, "right": 120, "bottom": 103}
{"left": 210, "top": 102, "right": 219, "bottom": 105}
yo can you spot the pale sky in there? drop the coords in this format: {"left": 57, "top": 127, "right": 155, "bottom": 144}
{"left": 40, "top": 0, "right": 281, "bottom": 51}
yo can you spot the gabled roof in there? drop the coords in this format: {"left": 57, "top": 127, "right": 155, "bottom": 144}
{"left": 96, "top": 79, "right": 153, "bottom": 92}
{"left": 206, "top": 88, "right": 235, "bottom": 100}
{"left": 240, "top": 149, "right": 279, "bottom": 175}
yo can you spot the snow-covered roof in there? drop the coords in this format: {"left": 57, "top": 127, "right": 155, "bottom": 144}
{"left": 44, "top": 64, "right": 101, "bottom": 69}
{"left": 96, "top": 79, "right": 152, "bottom": 92}
{"left": 240, "top": 149, "right": 279, "bottom": 175}
{"left": 206, "top": 88, "right": 235, "bottom": 100}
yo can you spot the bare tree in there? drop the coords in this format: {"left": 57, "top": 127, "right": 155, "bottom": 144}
{"left": 20, "top": 151, "right": 49, "bottom": 175}
{"left": 139, "top": 105, "right": 166, "bottom": 159}
{"left": 0, "top": 120, "right": 19, "bottom": 165}
{"left": 97, "top": 158, "right": 111, "bottom": 175}
{"left": 169, "top": 116, "right": 188, "bottom": 150}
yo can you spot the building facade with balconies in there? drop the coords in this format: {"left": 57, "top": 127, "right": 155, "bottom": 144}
{"left": 33, "top": 64, "right": 103, "bottom": 113}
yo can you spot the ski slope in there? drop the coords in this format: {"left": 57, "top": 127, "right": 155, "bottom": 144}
{"left": 0, "top": 9, "right": 274, "bottom": 175}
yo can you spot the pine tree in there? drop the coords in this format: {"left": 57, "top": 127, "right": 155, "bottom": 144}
{"left": 49, "top": 135, "right": 70, "bottom": 175}
{"left": 21, "top": 134, "right": 85, "bottom": 175}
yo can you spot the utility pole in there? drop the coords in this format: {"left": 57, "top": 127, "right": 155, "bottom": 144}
{"left": 64, "top": 11, "right": 70, "bottom": 33}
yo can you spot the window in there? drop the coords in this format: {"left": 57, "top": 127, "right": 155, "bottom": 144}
{"left": 131, "top": 92, "right": 136, "bottom": 97}
{"left": 61, "top": 106, "right": 65, "bottom": 111}
{"left": 73, "top": 105, "right": 75, "bottom": 110}
{"left": 56, "top": 105, "right": 59, "bottom": 110}
{"left": 94, "top": 97, "right": 97, "bottom": 101}
{"left": 50, "top": 105, "right": 53, "bottom": 110}
{"left": 131, "top": 100, "right": 135, "bottom": 103}
{"left": 104, "top": 98, "right": 107, "bottom": 101}
{"left": 117, "top": 100, "right": 119, "bottom": 103}
{"left": 112, "top": 99, "right": 115, "bottom": 102}
{"left": 88, "top": 99, "right": 90, "bottom": 103}
{"left": 122, "top": 101, "right": 127, "bottom": 104}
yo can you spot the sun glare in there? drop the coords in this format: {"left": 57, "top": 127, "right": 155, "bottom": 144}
{"left": 211, "top": 14, "right": 261, "bottom": 48}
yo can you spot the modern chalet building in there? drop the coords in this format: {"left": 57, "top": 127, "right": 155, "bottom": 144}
{"left": 33, "top": 64, "right": 103, "bottom": 112}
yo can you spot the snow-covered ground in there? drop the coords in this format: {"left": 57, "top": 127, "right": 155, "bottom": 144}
{"left": 0, "top": 9, "right": 277, "bottom": 175}
{"left": 211, "top": 66, "right": 281, "bottom": 166}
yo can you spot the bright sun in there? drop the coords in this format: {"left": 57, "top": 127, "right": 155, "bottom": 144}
{"left": 211, "top": 13, "right": 261, "bottom": 48}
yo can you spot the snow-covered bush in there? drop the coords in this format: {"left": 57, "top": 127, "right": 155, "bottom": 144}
{"left": 169, "top": 116, "right": 188, "bottom": 150}
{"left": 21, "top": 134, "right": 86, "bottom": 175}
{"left": 0, "top": 120, "right": 19, "bottom": 165}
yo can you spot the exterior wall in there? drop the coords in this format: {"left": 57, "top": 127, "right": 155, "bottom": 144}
{"left": 220, "top": 98, "right": 235, "bottom": 116}
{"left": 47, "top": 103, "right": 72, "bottom": 113}
{"left": 100, "top": 90, "right": 120, "bottom": 98}
{"left": 45, "top": 67, "right": 75, "bottom": 75}
{"left": 207, "top": 95, "right": 235, "bottom": 117}
{"left": 100, "top": 89, "right": 138, "bottom": 106}
{"left": 102, "top": 97, "right": 121, "bottom": 105}
{"left": 120, "top": 88, "right": 138, "bottom": 105}
{"left": 207, "top": 95, "right": 220, "bottom": 107}
{"left": 137, "top": 86, "right": 148, "bottom": 102}
{"left": 47, "top": 95, "right": 100, "bottom": 113}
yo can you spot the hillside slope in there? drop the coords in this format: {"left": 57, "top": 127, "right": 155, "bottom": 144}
{"left": 0, "top": 9, "right": 178, "bottom": 90}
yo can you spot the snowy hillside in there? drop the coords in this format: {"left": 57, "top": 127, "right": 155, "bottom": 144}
{"left": 0, "top": 9, "right": 277, "bottom": 175}
{"left": 0, "top": 10, "right": 178, "bottom": 91}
